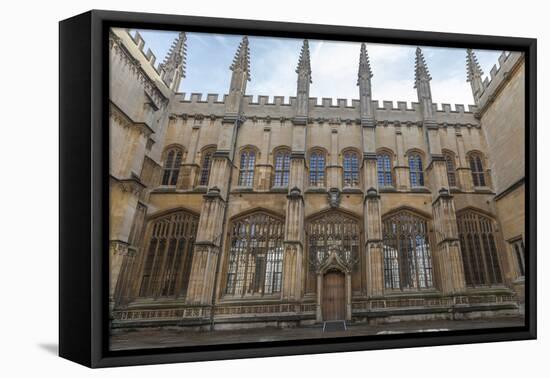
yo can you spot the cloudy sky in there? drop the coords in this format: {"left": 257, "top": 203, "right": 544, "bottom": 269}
{"left": 135, "top": 29, "right": 503, "bottom": 108}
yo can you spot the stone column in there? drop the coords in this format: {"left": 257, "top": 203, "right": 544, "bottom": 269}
{"left": 345, "top": 273, "right": 352, "bottom": 320}
{"left": 185, "top": 150, "right": 232, "bottom": 306}
{"left": 364, "top": 187, "right": 384, "bottom": 297}
{"left": 180, "top": 116, "right": 202, "bottom": 189}
{"left": 327, "top": 128, "right": 340, "bottom": 189}
{"left": 455, "top": 129, "right": 474, "bottom": 191}
{"left": 282, "top": 161, "right": 306, "bottom": 301}
{"left": 254, "top": 125, "right": 273, "bottom": 190}
{"left": 394, "top": 126, "right": 410, "bottom": 190}
{"left": 425, "top": 128, "right": 466, "bottom": 295}
{"left": 109, "top": 178, "right": 144, "bottom": 303}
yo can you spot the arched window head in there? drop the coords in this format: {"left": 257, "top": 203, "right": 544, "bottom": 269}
{"left": 309, "top": 150, "right": 326, "bottom": 187}
{"left": 273, "top": 149, "right": 291, "bottom": 187}
{"left": 469, "top": 153, "right": 486, "bottom": 187}
{"left": 225, "top": 212, "right": 284, "bottom": 296}
{"left": 457, "top": 210, "right": 503, "bottom": 286}
{"left": 382, "top": 210, "right": 433, "bottom": 290}
{"left": 444, "top": 152, "right": 457, "bottom": 187}
{"left": 343, "top": 151, "right": 360, "bottom": 188}
{"left": 138, "top": 210, "right": 199, "bottom": 298}
{"left": 238, "top": 149, "right": 256, "bottom": 187}
{"left": 307, "top": 211, "right": 360, "bottom": 272}
{"left": 198, "top": 148, "right": 215, "bottom": 186}
{"left": 161, "top": 148, "right": 183, "bottom": 186}
{"left": 408, "top": 153, "right": 424, "bottom": 187}
{"left": 377, "top": 153, "right": 393, "bottom": 187}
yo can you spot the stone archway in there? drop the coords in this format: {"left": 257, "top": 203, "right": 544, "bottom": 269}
{"left": 322, "top": 270, "right": 346, "bottom": 321}
{"left": 315, "top": 249, "right": 353, "bottom": 322}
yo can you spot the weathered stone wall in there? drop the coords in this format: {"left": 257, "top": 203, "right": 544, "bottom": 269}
{"left": 108, "top": 29, "right": 525, "bottom": 325}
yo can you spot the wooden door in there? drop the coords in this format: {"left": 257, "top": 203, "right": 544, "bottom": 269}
{"left": 322, "top": 271, "right": 345, "bottom": 321}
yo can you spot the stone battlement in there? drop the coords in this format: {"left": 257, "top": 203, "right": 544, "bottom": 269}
{"left": 171, "top": 92, "right": 478, "bottom": 126}
{"left": 174, "top": 92, "right": 476, "bottom": 114}
{"left": 477, "top": 51, "right": 523, "bottom": 113}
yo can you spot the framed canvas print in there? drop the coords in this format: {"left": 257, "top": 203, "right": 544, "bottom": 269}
{"left": 59, "top": 10, "right": 536, "bottom": 368}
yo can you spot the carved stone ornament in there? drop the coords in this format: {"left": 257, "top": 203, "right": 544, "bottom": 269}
{"left": 328, "top": 187, "right": 341, "bottom": 208}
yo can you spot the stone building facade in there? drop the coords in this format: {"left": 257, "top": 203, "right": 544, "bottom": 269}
{"left": 108, "top": 28, "right": 526, "bottom": 330}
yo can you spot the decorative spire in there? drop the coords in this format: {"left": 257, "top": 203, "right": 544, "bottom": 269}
{"left": 230, "top": 36, "right": 250, "bottom": 81}
{"left": 466, "top": 48, "right": 485, "bottom": 104}
{"left": 160, "top": 32, "right": 187, "bottom": 90}
{"left": 296, "top": 40, "right": 312, "bottom": 82}
{"left": 414, "top": 47, "right": 432, "bottom": 88}
{"left": 466, "top": 48, "right": 484, "bottom": 82}
{"left": 357, "top": 43, "right": 373, "bottom": 84}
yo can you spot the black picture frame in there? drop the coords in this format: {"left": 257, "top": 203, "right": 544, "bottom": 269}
{"left": 59, "top": 9, "right": 537, "bottom": 368}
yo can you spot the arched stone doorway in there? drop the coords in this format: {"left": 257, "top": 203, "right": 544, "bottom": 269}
{"left": 306, "top": 210, "right": 360, "bottom": 322}
{"left": 314, "top": 249, "right": 353, "bottom": 322}
{"left": 322, "top": 270, "right": 346, "bottom": 321}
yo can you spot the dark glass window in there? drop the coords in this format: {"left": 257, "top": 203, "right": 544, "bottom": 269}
{"left": 457, "top": 210, "right": 503, "bottom": 286}
{"left": 382, "top": 210, "right": 433, "bottom": 290}
{"left": 377, "top": 153, "right": 393, "bottom": 187}
{"left": 273, "top": 150, "right": 291, "bottom": 187}
{"left": 444, "top": 153, "right": 457, "bottom": 187}
{"left": 309, "top": 151, "right": 326, "bottom": 187}
{"left": 343, "top": 151, "right": 360, "bottom": 188}
{"left": 199, "top": 149, "right": 214, "bottom": 186}
{"left": 469, "top": 154, "right": 486, "bottom": 187}
{"left": 408, "top": 154, "right": 424, "bottom": 187}
{"left": 161, "top": 148, "right": 183, "bottom": 186}
{"left": 238, "top": 150, "right": 256, "bottom": 187}
{"left": 225, "top": 212, "right": 284, "bottom": 296}
{"left": 138, "top": 211, "right": 198, "bottom": 298}
{"left": 511, "top": 238, "right": 525, "bottom": 277}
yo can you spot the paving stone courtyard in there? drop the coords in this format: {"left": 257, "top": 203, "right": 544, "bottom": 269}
{"left": 110, "top": 316, "right": 525, "bottom": 351}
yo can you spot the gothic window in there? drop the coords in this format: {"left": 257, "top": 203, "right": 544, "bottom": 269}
{"left": 343, "top": 151, "right": 360, "bottom": 188}
{"left": 408, "top": 153, "right": 424, "bottom": 187}
{"left": 198, "top": 148, "right": 215, "bottom": 186}
{"left": 377, "top": 153, "right": 393, "bottom": 187}
{"left": 138, "top": 210, "right": 198, "bottom": 298}
{"left": 273, "top": 149, "right": 291, "bottom": 187}
{"left": 307, "top": 212, "right": 360, "bottom": 272}
{"left": 225, "top": 212, "right": 284, "bottom": 296}
{"left": 510, "top": 237, "right": 525, "bottom": 277}
{"left": 382, "top": 210, "right": 433, "bottom": 290}
{"left": 457, "top": 210, "right": 503, "bottom": 287}
{"left": 469, "top": 153, "right": 486, "bottom": 187}
{"left": 161, "top": 148, "right": 183, "bottom": 186}
{"left": 444, "top": 152, "right": 457, "bottom": 187}
{"left": 238, "top": 149, "right": 256, "bottom": 187}
{"left": 309, "top": 150, "right": 326, "bottom": 187}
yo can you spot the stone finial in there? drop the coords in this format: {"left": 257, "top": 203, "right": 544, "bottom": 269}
{"left": 160, "top": 32, "right": 187, "bottom": 90}
{"left": 296, "top": 39, "right": 312, "bottom": 82}
{"left": 414, "top": 47, "right": 432, "bottom": 88}
{"left": 466, "top": 49, "right": 484, "bottom": 82}
{"left": 466, "top": 49, "right": 485, "bottom": 104}
{"left": 357, "top": 43, "right": 373, "bottom": 84}
{"left": 230, "top": 36, "right": 251, "bottom": 81}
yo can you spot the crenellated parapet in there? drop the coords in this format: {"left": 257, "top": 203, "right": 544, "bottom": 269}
{"left": 473, "top": 51, "right": 524, "bottom": 117}
{"left": 110, "top": 29, "right": 172, "bottom": 104}
{"left": 169, "top": 93, "right": 479, "bottom": 128}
